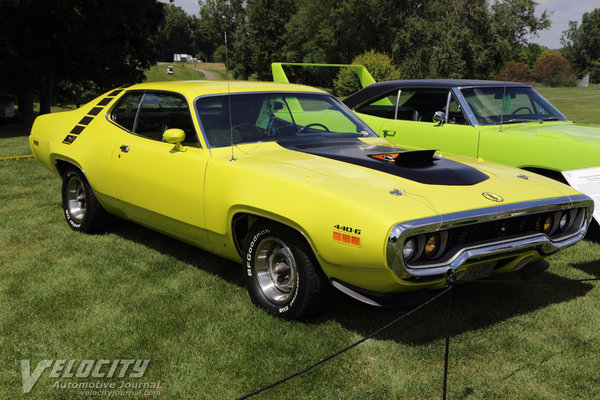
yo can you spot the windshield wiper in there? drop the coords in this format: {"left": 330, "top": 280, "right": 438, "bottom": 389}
{"left": 494, "top": 119, "right": 540, "bottom": 125}
{"left": 538, "top": 117, "right": 566, "bottom": 122}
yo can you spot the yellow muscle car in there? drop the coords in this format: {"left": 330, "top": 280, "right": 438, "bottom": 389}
{"left": 30, "top": 81, "right": 593, "bottom": 319}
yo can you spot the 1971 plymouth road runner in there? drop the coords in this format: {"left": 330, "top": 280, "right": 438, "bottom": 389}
{"left": 30, "top": 80, "right": 593, "bottom": 319}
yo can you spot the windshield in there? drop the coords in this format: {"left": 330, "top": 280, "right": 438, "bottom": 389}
{"left": 195, "top": 92, "right": 376, "bottom": 147}
{"left": 460, "top": 87, "right": 566, "bottom": 125}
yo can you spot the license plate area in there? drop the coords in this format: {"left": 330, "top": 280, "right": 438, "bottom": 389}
{"left": 458, "top": 261, "right": 496, "bottom": 281}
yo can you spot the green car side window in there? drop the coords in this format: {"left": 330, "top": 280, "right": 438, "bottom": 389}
{"left": 356, "top": 89, "right": 467, "bottom": 125}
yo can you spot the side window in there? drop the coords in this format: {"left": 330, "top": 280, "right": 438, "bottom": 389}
{"left": 111, "top": 93, "right": 142, "bottom": 131}
{"left": 111, "top": 92, "right": 200, "bottom": 146}
{"left": 355, "top": 92, "right": 400, "bottom": 119}
{"left": 356, "top": 89, "right": 461, "bottom": 123}
{"left": 398, "top": 89, "right": 450, "bottom": 122}
{"left": 445, "top": 96, "right": 467, "bottom": 125}
{"left": 135, "top": 93, "right": 199, "bottom": 146}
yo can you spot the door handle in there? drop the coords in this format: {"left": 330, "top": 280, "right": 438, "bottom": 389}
{"left": 120, "top": 145, "right": 130, "bottom": 153}
{"left": 383, "top": 130, "right": 396, "bottom": 137}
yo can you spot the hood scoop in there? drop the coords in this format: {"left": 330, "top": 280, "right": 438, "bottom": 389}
{"left": 277, "top": 138, "right": 488, "bottom": 186}
{"left": 369, "top": 149, "right": 437, "bottom": 167}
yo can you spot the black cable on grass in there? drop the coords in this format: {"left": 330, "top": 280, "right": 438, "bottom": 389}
{"left": 442, "top": 271, "right": 456, "bottom": 400}
{"left": 236, "top": 274, "right": 600, "bottom": 400}
{"left": 235, "top": 287, "right": 453, "bottom": 400}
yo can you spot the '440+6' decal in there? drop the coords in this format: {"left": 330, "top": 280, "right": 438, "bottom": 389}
{"left": 332, "top": 225, "right": 361, "bottom": 247}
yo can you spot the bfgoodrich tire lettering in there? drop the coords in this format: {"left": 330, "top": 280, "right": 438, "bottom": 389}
{"left": 242, "top": 222, "right": 329, "bottom": 320}
{"left": 61, "top": 167, "right": 111, "bottom": 233}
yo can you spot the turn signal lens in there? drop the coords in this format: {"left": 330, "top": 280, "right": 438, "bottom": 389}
{"left": 423, "top": 234, "right": 438, "bottom": 258}
{"left": 542, "top": 215, "right": 553, "bottom": 234}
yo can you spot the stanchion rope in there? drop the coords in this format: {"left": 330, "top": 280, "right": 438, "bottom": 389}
{"left": 236, "top": 272, "right": 600, "bottom": 399}
{"left": 236, "top": 286, "right": 452, "bottom": 400}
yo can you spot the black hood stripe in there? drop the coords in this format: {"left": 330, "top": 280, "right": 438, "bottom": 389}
{"left": 277, "top": 138, "right": 488, "bottom": 186}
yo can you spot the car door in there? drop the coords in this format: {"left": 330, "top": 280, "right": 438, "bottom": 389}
{"left": 355, "top": 88, "right": 479, "bottom": 158}
{"left": 108, "top": 91, "right": 210, "bottom": 247}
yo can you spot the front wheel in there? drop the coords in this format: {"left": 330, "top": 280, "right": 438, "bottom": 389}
{"left": 61, "top": 167, "right": 111, "bottom": 233}
{"left": 242, "top": 223, "right": 329, "bottom": 320}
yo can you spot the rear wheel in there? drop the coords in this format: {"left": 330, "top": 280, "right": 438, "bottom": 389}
{"left": 242, "top": 222, "right": 329, "bottom": 320}
{"left": 61, "top": 168, "right": 111, "bottom": 233}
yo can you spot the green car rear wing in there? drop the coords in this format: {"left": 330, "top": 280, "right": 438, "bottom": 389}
{"left": 271, "top": 62, "right": 376, "bottom": 88}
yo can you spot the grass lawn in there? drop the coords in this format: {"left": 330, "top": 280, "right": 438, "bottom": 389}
{"left": 1, "top": 86, "right": 600, "bottom": 399}
{"left": 536, "top": 86, "right": 600, "bottom": 125}
{"left": 144, "top": 64, "right": 207, "bottom": 82}
{"left": 0, "top": 151, "right": 599, "bottom": 399}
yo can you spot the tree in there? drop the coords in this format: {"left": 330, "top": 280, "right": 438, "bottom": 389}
{"left": 0, "top": 0, "right": 165, "bottom": 125}
{"left": 156, "top": 4, "right": 198, "bottom": 62}
{"left": 333, "top": 50, "right": 401, "bottom": 96}
{"left": 493, "top": 60, "right": 531, "bottom": 82}
{"left": 190, "top": 0, "right": 553, "bottom": 84}
{"left": 561, "top": 8, "right": 600, "bottom": 82}
{"left": 534, "top": 50, "right": 574, "bottom": 87}
{"left": 197, "top": 0, "right": 245, "bottom": 62}
{"left": 245, "top": 0, "right": 296, "bottom": 80}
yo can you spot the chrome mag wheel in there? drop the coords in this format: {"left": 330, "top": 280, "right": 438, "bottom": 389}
{"left": 254, "top": 237, "right": 297, "bottom": 305}
{"left": 66, "top": 175, "right": 86, "bottom": 223}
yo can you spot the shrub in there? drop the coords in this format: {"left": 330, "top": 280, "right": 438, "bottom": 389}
{"left": 534, "top": 50, "right": 574, "bottom": 87}
{"left": 493, "top": 61, "right": 531, "bottom": 83}
{"left": 333, "top": 50, "right": 401, "bottom": 96}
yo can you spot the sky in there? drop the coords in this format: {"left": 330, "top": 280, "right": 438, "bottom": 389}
{"left": 534, "top": 0, "right": 599, "bottom": 48}
{"left": 163, "top": 0, "right": 599, "bottom": 50}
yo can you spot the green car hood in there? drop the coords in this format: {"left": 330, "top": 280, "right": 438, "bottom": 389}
{"left": 499, "top": 121, "right": 600, "bottom": 145}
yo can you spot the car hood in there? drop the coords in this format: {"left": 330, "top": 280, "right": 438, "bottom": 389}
{"left": 235, "top": 137, "right": 579, "bottom": 217}
{"left": 497, "top": 121, "right": 600, "bottom": 145}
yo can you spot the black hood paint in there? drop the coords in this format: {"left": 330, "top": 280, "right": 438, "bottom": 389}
{"left": 277, "top": 138, "right": 489, "bottom": 186}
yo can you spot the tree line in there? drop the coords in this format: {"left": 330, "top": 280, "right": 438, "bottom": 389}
{"left": 1, "top": 0, "right": 599, "bottom": 125}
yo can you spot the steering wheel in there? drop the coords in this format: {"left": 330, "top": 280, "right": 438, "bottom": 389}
{"left": 296, "top": 123, "right": 330, "bottom": 134}
{"left": 511, "top": 106, "right": 533, "bottom": 115}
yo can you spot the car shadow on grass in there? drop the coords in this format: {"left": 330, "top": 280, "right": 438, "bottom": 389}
{"left": 108, "top": 217, "right": 596, "bottom": 345}
{"left": 110, "top": 217, "right": 245, "bottom": 288}
{"left": 319, "top": 271, "right": 596, "bottom": 345}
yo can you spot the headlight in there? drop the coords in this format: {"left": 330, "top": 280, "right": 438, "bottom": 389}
{"left": 402, "top": 238, "right": 416, "bottom": 261}
{"left": 559, "top": 212, "right": 569, "bottom": 231}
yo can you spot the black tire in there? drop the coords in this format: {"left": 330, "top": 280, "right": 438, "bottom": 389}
{"left": 61, "top": 167, "right": 111, "bottom": 233}
{"left": 242, "top": 222, "right": 329, "bottom": 320}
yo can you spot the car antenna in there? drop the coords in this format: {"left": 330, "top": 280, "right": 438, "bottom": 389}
{"left": 225, "top": 31, "right": 236, "bottom": 162}
{"left": 498, "top": 67, "right": 508, "bottom": 133}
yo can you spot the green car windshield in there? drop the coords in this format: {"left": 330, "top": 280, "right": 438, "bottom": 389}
{"left": 460, "top": 87, "right": 566, "bottom": 125}
{"left": 196, "top": 92, "right": 377, "bottom": 147}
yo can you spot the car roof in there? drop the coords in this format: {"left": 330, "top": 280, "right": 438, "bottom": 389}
{"left": 343, "top": 79, "right": 532, "bottom": 108}
{"left": 122, "top": 80, "right": 325, "bottom": 98}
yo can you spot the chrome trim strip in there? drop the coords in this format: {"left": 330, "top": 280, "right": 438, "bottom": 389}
{"left": 331, "top": 280, "right": 382, "bottom": 307}
{"left": 451, "top": 88, "right": 479, "bottom": 127}
{"left": 387, "top": 195, "right": 593, "bottom": 279}
{"left": 444, "top": 91, "right": 452, "bottom": 123}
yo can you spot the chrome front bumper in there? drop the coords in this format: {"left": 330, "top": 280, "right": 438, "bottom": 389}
{"left": 386, "top": 195, "right": 593, "bottom": 279}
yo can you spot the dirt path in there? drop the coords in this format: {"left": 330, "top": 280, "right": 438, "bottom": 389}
{"left": 194, "top": 69, "right": 217, "bottom": 80}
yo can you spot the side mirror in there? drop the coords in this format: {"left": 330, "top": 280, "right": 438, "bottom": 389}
{"left": 432, "top": 111, "right": 445, "bottom": 126}
{"left": 163, "top": 128, "right": 186, "bottom": 152}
